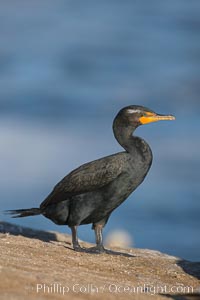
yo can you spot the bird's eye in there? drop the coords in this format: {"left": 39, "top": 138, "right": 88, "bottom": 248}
{"left": 143, "top": 112, "right": 155, "bottom": 117}
{"left": 143, "top": 113, "right": 148, "bottom": 117}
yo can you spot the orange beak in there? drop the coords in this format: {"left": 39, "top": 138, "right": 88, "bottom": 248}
{"left": 139, "top": 112, "right": 175, "bottom": 125}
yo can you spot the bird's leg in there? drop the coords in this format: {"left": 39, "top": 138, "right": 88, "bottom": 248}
{"left": 95, "top": 224, "right": 105, "bottom": 251}
{"left": 70, "top": 226, "right": 82, "bottom": 251}
{"left": 89, "top": 224, "right": 105, "bottom": 253}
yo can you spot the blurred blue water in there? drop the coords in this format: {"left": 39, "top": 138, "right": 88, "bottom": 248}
{"left": 0, "top": 0, "right": 200, "bottom": 261}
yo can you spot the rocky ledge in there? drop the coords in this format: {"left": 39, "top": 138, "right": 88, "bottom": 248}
{"left": 0, "top": 221, "right": 199, "bottom": 300}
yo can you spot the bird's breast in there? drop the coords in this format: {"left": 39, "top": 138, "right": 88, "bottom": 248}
{"left": 101, "top": 154, "right": 152, "bottom": 211}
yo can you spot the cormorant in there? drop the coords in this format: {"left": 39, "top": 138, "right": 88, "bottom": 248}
{"left": 7, "top": 105, "right": 175, "bottom": 253}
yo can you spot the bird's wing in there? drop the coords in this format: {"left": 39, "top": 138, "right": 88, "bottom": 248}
{"left": 40, "top": 153, "right": 126, "bottom": 208}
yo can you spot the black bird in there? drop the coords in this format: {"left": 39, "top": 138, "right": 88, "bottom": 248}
{"left": 7, "top": 105, "right": 175, "bottom": 253}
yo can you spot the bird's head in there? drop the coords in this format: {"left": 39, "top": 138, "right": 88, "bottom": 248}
{"left": 116, "top": 105, "right": 175, "bottom": 127}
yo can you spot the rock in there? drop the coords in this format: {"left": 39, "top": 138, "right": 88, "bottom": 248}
{"left": 0, "top": 221, "right": 199, "bottom": 300}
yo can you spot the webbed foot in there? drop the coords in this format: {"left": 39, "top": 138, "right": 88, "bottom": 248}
{"left": 73, "top": 244, "right": 85, "bottom": 252}
{"left": 86, "top": 245, "right": 106, "bottom": 254}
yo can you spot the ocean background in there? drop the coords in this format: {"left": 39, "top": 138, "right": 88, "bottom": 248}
{"left": 0, "top": 0, "right": 200, "bottom": 261}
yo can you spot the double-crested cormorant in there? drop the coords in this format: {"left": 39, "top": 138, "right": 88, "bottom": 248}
{"left": 7, "top": 105, "right": 175, "bottom": 252}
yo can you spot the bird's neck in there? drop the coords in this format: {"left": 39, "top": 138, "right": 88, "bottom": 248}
{"left": 113, "top": 128, "right": 134, "bottom": 153}
{"left": 113, "top": 120, "right": 152, "bottom": 161}
{"left": 113, "top": 119, "right": 138, "bottom": 154}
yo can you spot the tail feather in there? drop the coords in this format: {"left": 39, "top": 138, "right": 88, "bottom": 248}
{"left": 5, "top": 208, "right": 41, "bottom": 218}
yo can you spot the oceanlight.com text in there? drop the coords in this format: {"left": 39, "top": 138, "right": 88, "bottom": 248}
{"left": 35, "top": 282, "right": 194, "bottom": 295}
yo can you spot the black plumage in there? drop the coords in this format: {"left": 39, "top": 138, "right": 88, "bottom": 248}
{"left": 7, "top": 105, "right": 175, "bottom": 252}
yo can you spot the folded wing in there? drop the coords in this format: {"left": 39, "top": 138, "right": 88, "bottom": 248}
{"left": 40, "top": 153, "right": 126, "bottom": 209}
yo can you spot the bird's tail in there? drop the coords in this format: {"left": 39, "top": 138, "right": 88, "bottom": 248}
{"left": 5, "top": 208, "right": 41, "bottom": 218}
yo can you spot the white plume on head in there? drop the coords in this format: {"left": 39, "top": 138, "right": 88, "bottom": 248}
{"left": 126, "top": 109, "right": 142, "bottom": 114}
